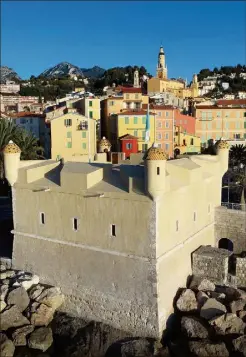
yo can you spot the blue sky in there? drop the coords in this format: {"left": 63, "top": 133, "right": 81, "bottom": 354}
{"left": 1, "top": 1, "right": 245, "bottom": 80}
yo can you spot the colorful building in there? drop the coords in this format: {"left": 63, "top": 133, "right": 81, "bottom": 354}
{"left": 119, "top": 134, "right": 138, "bottom": 158}
{"left": 50, "top": 110, "right": 96, "bottom": 161}
{"left": 174, "top": 125, "right": 201, "bottom": 156}
{"left": 195, "top": 99, "right": 246, "bottom": 146}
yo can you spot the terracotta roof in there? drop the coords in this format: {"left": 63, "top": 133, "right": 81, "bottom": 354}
{"left": 217, "top": 99, "right": 246, "bottom": 106}
{"left": 2, "top": 141, "right": 21, "bottom": 154}
{"left": 144, "top": 104, "right": 175, "bottom": 110}
{"left": 143, "top": 146, "right": 168, "bottom": 161}
{"left": 9, "top": 111, "right": 45, "bottom": 118}
{"left": 117, "top": 110, "right": 155, "bottom": 115}
{"left": 119, "top": 134, "right": 138, "bottom": 140}
{"left": 121, "top": 87, "right": 142, "bottom": 93}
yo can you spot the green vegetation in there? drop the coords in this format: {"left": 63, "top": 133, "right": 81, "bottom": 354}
{"left": 229, "top": 144, "right": 246, "bottom": 167}
{"left": 0, "top": 119, "right": 44, "bottom": 180}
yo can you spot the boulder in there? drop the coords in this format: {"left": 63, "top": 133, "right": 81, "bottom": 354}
{"left": 0, "top": 272, "right": 7, "bottom": 279}
{"left": 189, "top": 340, "right": 229, "bottom": 357}
{"left": 176, "top": 289, "right": 197, "bottom": 312}
{"left": 36, "top": 287, "right": 64, "bottom": 310}
{"left": 0, "top": 333, "right": 15, "bottom": 357}
{"left": 28, "top": 327, "right": 53, "bottom": 352}
{"left": 0, "top": 284, "right": 8, "bottom": 301}
{"left": 0, "top": 300, "right": 7, "bottom": 312}
{"left": 28, "top": 284, "right": 45, "bottom": 301}
{"left": 200, "top": 298, "right": 227, "bottom": 320}
{"left": 232, "top": 336, "right": 246, "bottom": 356}
{"left": 181, "top": 316, "right": 209, "bottom": 339}
{"left": 20, "top": 275, "right": 39, "bottom": 291}
{"left": 12, "top": 325, "right": 34, "bottom": 346}
{"left": 230, "top": 299, "right": 246, "bottom": 313}
{"left": 118, "top": 339, "right": 153, "bottom": 357}
{"left": 30, "top": 303, "right": 54, "bottom": 326}
{"left": 7, "top": 286, "right": 30, "bottom": 312}
{"left": 0, "top": 258, "right": 12, "bottom": 270}
{"left": 197, "top": 291, "right": 209, "bottom": 308}
{"left": 197, "top": 279, "right": 215, "bottom": 292}
{"left": 209, "top": 313, "right": 245, "bottom": 335}
{"left": 215, "top": 286, "right": 245, "bottom": 301}
{"left": 0, "top": 264, "right": 6, "bottom": 272}
{"left": 207, "top": 291, "right": 226, "bottom": 302}
{"left": 239, "top": 310, "right": 246, "bottom": 322}
{"left": 4, "top": 270, "right": 16, "bottom": 278}
{"left": 0, "top": 305, "right": 30, "bottom": 330}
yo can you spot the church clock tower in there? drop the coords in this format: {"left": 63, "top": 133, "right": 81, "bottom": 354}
{"left": 156, "top": 46, "right": 167, "bottom": 79}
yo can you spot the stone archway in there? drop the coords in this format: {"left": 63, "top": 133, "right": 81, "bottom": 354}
{"left": 218, "top": 238, "right": 234, "bottom": 252}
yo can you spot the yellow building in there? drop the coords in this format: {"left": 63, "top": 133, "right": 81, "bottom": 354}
{"left": 50, "top": 110, "right": 96, "bottom": 161}
{"left": 101, "top": 86, "right": 149, "bottom": 139}
{"left": 148, "top": 46, "right": 199, "bottom": 98}
{"left": 174, "top": 125, "right": 201, "bottom": 155}
{"left": 195, "top": 99, "right": 246, "bottom": 146}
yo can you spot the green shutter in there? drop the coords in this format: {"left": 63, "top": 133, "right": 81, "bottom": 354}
{"left": 142, "top": 116, "right": 146, "bottom": 124}
{"left": 134, "top": 130, "right": 138, "bottom": 137}
{"left": 125, "top": 117, "right": 129, "bottom": 124}
{"left": 89, "top": 101, "right": 93, "bottom": 107}
{"left": 244, "top": 121, "right": 246, "bottom": 129}
{"left": 82, "top": 132, "right": 87, "bottom": 138}
{"left": 89, "top": 111, "right": 93, "bottom": 118}
{"left": 134, "top": 117, "right": 138, "bottom": 124}
{"left": 82, "top": 143, "right": 87, "bottom": 149}
{"left": 67, "top": 142, "right": 72, "bottom": 148}
{"left": 67, "top": 131, "right": 72, "bottom": 138}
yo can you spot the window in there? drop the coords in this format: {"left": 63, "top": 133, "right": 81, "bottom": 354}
{"left": 158, "top": 112, "right": 162, "bottom": 117}
{"left": 111, "top": 224, "right": 116, "bottom": 237}
{"left": 29, "top": 118, "right": 33, "bottom": 124}
{"left": 165, "top": 121, "right": 169, "bottom": 128}
{"left": 134, "top": 130, "right": 138, "bottom": 137}
{"left": 109, "top": 101, "right": 114, "bottom": 106}
{"left": 135, "top": 102, "right": 141, "bottom": 110}
{"left": 89, "top": 111, "right": 93, "bottom": 118}
{"left": 66, "top": 142, "right": 72, "bottom": 148}
{"left": 157, "top": 121, "right": 162, "bottom": 128}
{"left": 234, "top": 133, "right": 241, "bottom": 139}
{"left": 82, "top": 132, "right": 86, "bottom": 138}
{"left": 142, "top": 116, "right": 146, "bottom": 124}
{"left": 73, "top": 218, "right": 78, "bottom": 231}
{"left": 135, "top": 94, "right": 139, "bottom": 99}
{"left": 165, "top": 111, "right": 169, "bottom": 117}
{"left": 134, "top": 117, "right": 138, "bottom": 124}
{"left": 142, "top": 130, "right": 145, "bottom": 139}
{"left": 207, "top": 112, "right": 212, "bottom": 120}
{"left": 82, "top": 143, "right": 87, "bottom": 149}
{"left": 125, "top": 117, "right": 129, "bottom": 124}
{"left": 201, "top": 112, "right": 206, "bottom": 120}
{"left": 235, "top": 122, "right": 240, "bottom": 129}
{"left": 193, "top": 212, "right": 196, "bottom": 221}
{"left": 157, "top": 132, "right": 162, "bottom": 140}
{"left": 236, "top": 111, "right": 240, "bottom": 118}
{"left": 165, "top": 133, "right": 169, "bottom": 140}
{"left": 40, "top": 212, "right": 45, "bottom": 225}
{"left": 165, "top": 143, "right": 169, "bottom": 151}
{"left": 183, "top": 139, "right": 186, "bottom": 145}
{"left": 190, "top": 138, "right": 194, "bottom": 145}
{"left": 89, "top": 101, "right": 93, "bottom": 107}
{"left": 217, "top": 111, "right": 221, "bottom": 117}
{"left": 207, "top": 122, "right": 212, "bottom": 130}
{"left": 176, "top": 220, "right": 179, "bottom": 232}
{"left": 64, "top": 119, "right": 72, "bottom": 126}
{"left": 216, "top": 121, "right": 221, "bottom": 129}
{"left": 225, "top": 112, "right": 230, "bottom": 118}
{"left": 126, "top": 143, "right": 132, "bottom": 149}
{"left": 157, "top": 167, "right": 160, "bottom": 175}
{"left": 67, "top": 132, "right": 72, "bottom": 138}
{"left": 142, "top": 143, "right": 148, "bottom": 151}
{"left": 244, "top": 121, "right": 246, "bottom": 129}
{"left": 126, "top": 94, "right": 129, "bottom": 99}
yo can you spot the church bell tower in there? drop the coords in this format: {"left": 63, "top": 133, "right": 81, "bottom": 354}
{"left": 156, "top": 46, "right": 167, "bottom": 79}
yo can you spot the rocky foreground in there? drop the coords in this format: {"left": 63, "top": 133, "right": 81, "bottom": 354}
{"left": 1, "top": 257, "right": 246, "bottom": 357}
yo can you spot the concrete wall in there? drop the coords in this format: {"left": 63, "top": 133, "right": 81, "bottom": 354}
{"left": 215, "top": 206, "right": 246, "bottom": 254}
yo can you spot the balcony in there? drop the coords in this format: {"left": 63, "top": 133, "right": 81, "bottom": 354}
{"left": 77, "top": 122, "right": 88, "bottom": 131}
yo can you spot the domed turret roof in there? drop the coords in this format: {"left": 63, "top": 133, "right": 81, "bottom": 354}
{"left": 2, "top": 140, "right": 21, "bottom": 154}
{"left": 99, "top": 137, "right": 111, "bottom": 148}
{"left": 216, "top": 138, "right": 229, "bottom": 150}
{"left": 144, "top": 144, "right": 168, "bottom": 160}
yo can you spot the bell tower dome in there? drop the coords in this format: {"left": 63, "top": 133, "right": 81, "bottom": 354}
{"left": 156, "top": 46, "right": 167, "bottom": 79}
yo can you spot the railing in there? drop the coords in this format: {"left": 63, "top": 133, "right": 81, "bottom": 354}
{"left": 77, "top": 124, "right": 88, "bottom": 131}
{"left": 221, "top": 202, "right": 246, "bottom": 211}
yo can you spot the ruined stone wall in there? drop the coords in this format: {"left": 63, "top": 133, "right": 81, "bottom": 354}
{"left": 236, "top": 257, "right": 246, "bottom": 288}
{"left": 214, "top": 206, "right": 246, "bottom": 254}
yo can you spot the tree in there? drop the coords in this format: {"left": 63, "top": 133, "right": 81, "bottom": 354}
{"left": 229, "top": 144, "right": 246, "bottom": 167}
{"left": 0, "top": 118, "right": 44, "bottom": 180}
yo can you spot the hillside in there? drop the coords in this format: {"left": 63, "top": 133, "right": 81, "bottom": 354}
{"left": 39, "top": 62, "right": 85, "bottom": 79}
{"left": 80, "top": 66, "right": 105, "bottom": 78}
{"left": 0, "top": 66, "right": 22, "bottom": 83}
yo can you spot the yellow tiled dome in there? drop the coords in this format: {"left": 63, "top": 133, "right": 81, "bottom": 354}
{"left": 99, "top": 137, "right": 111, "bottom": 148}
{"left": 144, "top": 145, "right": 168, "bottom": 160}
{"left": 216, "top": 139, "right": 229, "bottom": 149}
{"left": 2, "top": 141, "right": 21, "bottom": 154}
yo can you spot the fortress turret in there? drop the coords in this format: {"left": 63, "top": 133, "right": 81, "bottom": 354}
{"left": 3, "top": 140, "right": 21, "bottom": 186}
{"left": 98, "top": 137, "right": 111, "bottom": 153}
{"left": 216, "top": 138, "right": 229, "bottom": 174}
{"left": 144, "top": 143, "right": 168, "bottom": 201}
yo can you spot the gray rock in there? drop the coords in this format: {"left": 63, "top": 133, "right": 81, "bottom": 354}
{"left": 4, "top": 270, "right": 16, "bottom": 278}
{"left": 215, "top": 286, "right": 246, "bottom": 301}
{"left": 20, "top": 275, "right": 39, "bottom": 291}
{"left": 208, "top": 291, "right": 226, "bottom": 302}
{"left": 0, "top": 305, "right": 30, "bottom": 330}
{"left": 176, "top": 289, "right": 197, "bottom": 312}
{"left": 30, "top": 303, "right": 54, "bottom": 326}
{"left": 189, "top": 340, "right": 229, "bottom": 357}
{"left": 0, "top": 258, "right": 12, "bottom": 270}
{"left": 197, "top": 291, "right": 209, "bottom": 308}
{"left": 209, "top": 313, "right": 245, "bottom": 335}
{"left": 0, "top": 333, "right": 15, "bottom": 357}
{"left": 28, "top": 284, "right": 45, "bottom": 301}
{"left": 200, "top": 298, "right": 227, "bottom": 320}
{"left": 36, "top": 287, "right": 64, "bottom": 310}
{"left": 120, "top": 339, "right": 153, "bottom": 357}
{"left": 12, "top": 325, "right": 34, "bottom": 346}
{"left": 233, "top": 336, "right": 246, "bottom": 356}
{"left": 28, "top": 327, "right": 53, "bottom": 352}
{"left": 0, "top": 300, "right": 7, "bottom": 312}
{"left": 0, "top": 285, "right": 8, "bottom": 301}
{"left": 197, "top": 279, "right": 215, "bottom": 292}
{"left": 239, "top": 310, "right": 246, "bottom": 322}
{"left": 0, "top": 272, "right": 7, "bottom": 279}
{"left": 7, "top": 286, "right": 30, "bottom": 312}
{"left": 181, "top": 316, "right": 209, "bottom": 339}
{"left": 230, "top": 299, "right": 246, "bottom": 313}
{"left": 0, "top": 264, "right": 6, "bottom": 272}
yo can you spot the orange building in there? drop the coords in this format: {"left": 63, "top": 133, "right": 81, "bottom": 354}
{"left": 195, "top": 99, "right": 246, "bottom": 146}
